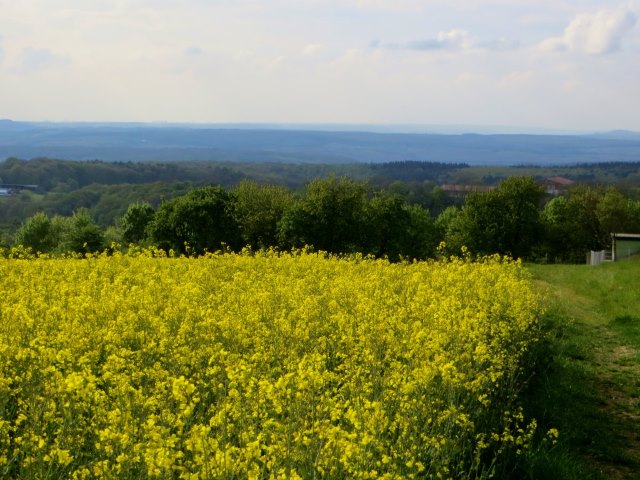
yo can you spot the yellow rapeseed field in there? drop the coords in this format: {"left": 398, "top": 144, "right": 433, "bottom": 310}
{"left": 0, "top": 248, "right": 542, "bottom": 479}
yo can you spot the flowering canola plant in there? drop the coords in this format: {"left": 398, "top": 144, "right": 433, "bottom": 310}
{"left": 0, "top": 248, "right": 542, "bottom": 479}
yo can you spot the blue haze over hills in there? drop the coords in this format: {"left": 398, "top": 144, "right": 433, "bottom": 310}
{"left": 0, "top": 120, "right": 639, "bottom": 166}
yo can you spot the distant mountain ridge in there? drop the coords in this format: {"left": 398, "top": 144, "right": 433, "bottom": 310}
{"left": 588, "top": 130, "right": 640, "bottom": 141}
{"left": 0, "top": 121, "right": 639, "bottom": 166}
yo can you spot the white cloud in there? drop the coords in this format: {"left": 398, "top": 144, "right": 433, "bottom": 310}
{"left": 303, "top": 43, "right": 325, "bottom": 56}
{"left": 19, "top": 47, "right": 70, "bottom": 72}
{"left": 418, "top": 29, "right": 472, "bottom": 50}
{"left": 498, "top": 70, "right": 534, "bottom": 89}
{"left": 538, "top": 37, "right": 566, "bottom": 53}
{"left": 0, "top": 0, "right": 638, "bottom": 130}
{"left": 375, "top": 29, "right": 520, "bottom": 52}
{"left": 455, "top": 71, "right": 486, "bottom": 84}
{"left": 539, "top": 7, "right": 637, "bottom": 54}
{"left": 374, "top": 29, "right": 471, "bottom": 51}
{"left": 477, "top": 38, "right": 520, "bottom": 51}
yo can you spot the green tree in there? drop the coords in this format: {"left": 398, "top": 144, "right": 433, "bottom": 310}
{"left": 104, "top": 226, "right": 124, "bottom": 249}
{"left": 148, "top": 186, "right": 240, "bottom": 255}
{"left": 58, "top": 209, "right": 105, "bottom": 254}
{"left": 596, "top": 187, "right": 636, "bottom": 235}
{"left": 278, "top": 177, "right": 369, "bottom": 253}
{"left": 121, "top": 202, "right": 155, "bottom": 244}
{"left": 366, "top": 192, "right": 409, "bottom": 260}
{"left": 542, "top": 185, "right": 640, "bottom": 263}
{"left": 435, "top": 206, "right": 460, "bottom": 247}
{"left": 629, "top": 200, "right": 640, "bottom": 232}
{"left": 541, "top": 196, "right": 571, "bottom": 262}
{"left": 232, "top": 181, "right": 293, "bottom": 249}
{"left": 564, "top": 185, "right": 606, "bottom": 254}
{"left": 448, "top": 177, "right": 545, "bottom": 258}
{"left": 401, "top": 204, "right": 439, "bottom": 260}
{"left": 0, "top": 227, "right": 12, "bottom": 250}
{"left": 366, "top": 192, "right": 438, "bottom": 260}
{"left": 14, "top": 212, "right": 56, "bottom": 253}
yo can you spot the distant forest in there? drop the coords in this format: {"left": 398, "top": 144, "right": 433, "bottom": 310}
{"left": 0, "top": 158, "right": 467, "bottom": 228}
{"left": 3, "top": 157, "right": 640, "bottom": 263}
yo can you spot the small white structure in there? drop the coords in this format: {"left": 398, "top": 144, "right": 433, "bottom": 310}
{"left": 588, "top": 250, "right": 612, "bottom": 266}
{"left": 611, "top": 233, "right": 640, "bottom": 261}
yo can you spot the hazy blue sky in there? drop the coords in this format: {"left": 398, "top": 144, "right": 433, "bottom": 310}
{"left": 1, "top": 1, "right": 639, "bottom": 131}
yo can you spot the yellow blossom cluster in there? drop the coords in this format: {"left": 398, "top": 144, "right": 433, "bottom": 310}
{"left": 0, "top": 249, "right": 542, "bottom": 479}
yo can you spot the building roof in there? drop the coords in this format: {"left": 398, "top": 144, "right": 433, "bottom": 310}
{"left": 612, "top": 233, "right": 640, "bottom": 240}
{"left": 545, "top": 176, "right": 575, "bottom": 186}
{"left": 0, "top": 184, "right": 39, "bottom": 189}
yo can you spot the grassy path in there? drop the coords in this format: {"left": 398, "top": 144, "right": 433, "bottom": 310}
{"left": 523, "top": 259, "right": 640, "bottom": 479}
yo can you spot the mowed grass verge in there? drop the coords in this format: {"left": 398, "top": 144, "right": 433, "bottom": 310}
{"left": 522, "top": 257, "right": 640, "bottom": 480}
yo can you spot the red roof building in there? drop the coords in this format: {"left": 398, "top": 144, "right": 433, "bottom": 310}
{"left": 541, "top": 176, "right": 574, "bottom": 195}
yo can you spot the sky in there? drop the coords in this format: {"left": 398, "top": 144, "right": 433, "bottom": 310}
{"left": 0, "top": 0, "right": 639, "bottom": 132}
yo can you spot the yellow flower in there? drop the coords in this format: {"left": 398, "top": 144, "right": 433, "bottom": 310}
{"left": 0, "top": 249, "right": 543, "bottom": 478}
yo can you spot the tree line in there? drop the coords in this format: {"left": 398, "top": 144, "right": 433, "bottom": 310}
{"left": 0, "top": 158, "right": 458, "bottom": 230}
{"left": 0, "top": 157, "right": 464, "bottom": 192}
{"left": 8, "top": 176, "right": 640, "bottom": 263}
{"left": 440, "top": 178, "right": 640, "bottom": 262}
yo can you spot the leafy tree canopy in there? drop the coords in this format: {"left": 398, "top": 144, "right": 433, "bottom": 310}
{"left": 148, "top": 186, "right": 240, "bottom": 255}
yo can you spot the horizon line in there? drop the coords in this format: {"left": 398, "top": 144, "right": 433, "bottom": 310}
{"left": 2, "top": 118, "right": 633, "bottom": 136}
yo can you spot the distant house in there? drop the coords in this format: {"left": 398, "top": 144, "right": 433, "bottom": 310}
{"left": 612, "top": 233, "right": 640, "bottom": 261}
{"left": 0, "top": 184, "right": 39, "bottom": 196}
{"left": 440, "top": 184, "right": 496, "bottom": 198}
{"left": 541, "top": 176, "right": 574, "bottom": 195}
